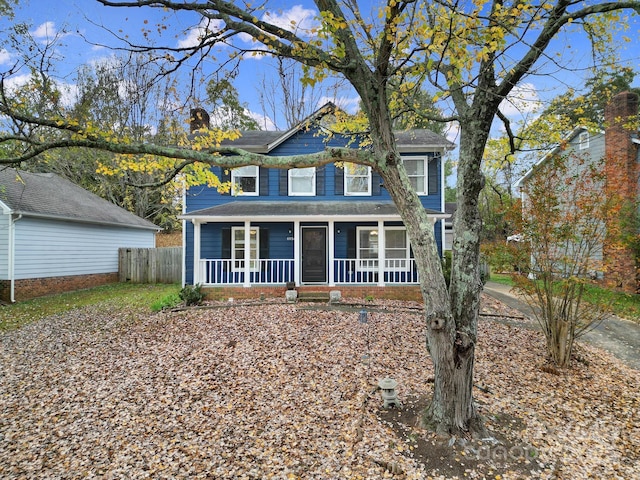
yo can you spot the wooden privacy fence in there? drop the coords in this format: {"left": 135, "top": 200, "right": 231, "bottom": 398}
{"left": 119, "top": 247, "right": 181, "bottom": 284}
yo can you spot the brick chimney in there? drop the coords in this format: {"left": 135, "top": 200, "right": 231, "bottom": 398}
{"left": 604, "top": 91, "right": 640, "bottom": 292}
{"left": 190, "top": 108, "right": 210, "bottom": 133}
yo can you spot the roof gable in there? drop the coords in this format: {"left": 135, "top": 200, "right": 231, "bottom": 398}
{"left": 0, "top": 168, "right": 158, "bottom": 230}
{"left": 515, "top": 126, "right": 605, "bottom": 188}
{"left": 219, "top": 103, "right": 454, "bottom": 153}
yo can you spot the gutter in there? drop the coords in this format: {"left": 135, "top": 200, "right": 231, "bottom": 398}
{"left": 11, "top": 210, "right": 160, "bottom": 231}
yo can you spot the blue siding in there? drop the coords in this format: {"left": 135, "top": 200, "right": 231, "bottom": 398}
{"left": 185, "top": 161, "right": 441, "bottom": 209}
{"left": 184, "top": 126, "right": 446, "bottom": 284}
{"left": 185, "top": 221, "right": 194, "bottom": 284}
{"left": 184, "top": 128, "right": 447, "bottom": 212}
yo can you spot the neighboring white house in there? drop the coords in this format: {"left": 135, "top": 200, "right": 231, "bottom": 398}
{"left": 0, "top": 168, "right": 159, "bottom": 302}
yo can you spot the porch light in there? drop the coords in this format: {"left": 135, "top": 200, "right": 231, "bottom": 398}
{"left": 379, "top": 377, "right": 401, "bottom": 409}
{"left": 359, "top": 308, "right": 368, "bottom": 323}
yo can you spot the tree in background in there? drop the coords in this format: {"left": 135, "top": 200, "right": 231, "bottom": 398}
{"left": 2, "top": 0, "right": 640, "bottom": 436}
{"left": 480, "top": 67, "right": 639, "bottom": 274}
{"left": 205, "top": 71, "right": 260, "bottom": 130}
{"left": 527, "top": 68, "right": 640, "bottom": 140}
{"left": 257, "top": 57, "right": 346, "bottom": 129}
{"left": 482, "top": 67, "right": 639, "bottom": 193}
{"left": 0, "top": 0, "right": 15, "bottom": 17}
{"left": 515, "top": 153, "right": 611, "bottom": 368}
{"left": 11, "top": 53, "right": 187, "bottom": 230}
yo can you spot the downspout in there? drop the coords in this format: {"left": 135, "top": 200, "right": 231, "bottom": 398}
{"left": 439, "top": 151, "right": 446, "bottom": 256}
{"left": 8, "top": 213, "right": 22, "bottom": 303}
{"left": 181, "top": 181, "right": 187, "bottom": 287}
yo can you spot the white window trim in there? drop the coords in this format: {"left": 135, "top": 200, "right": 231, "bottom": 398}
{"left": 356, "top": 226, "right": 410, "bottom": 271}
{"left": 383, "top": 227, "right": 411, "bottom": 271}
{"left": 344, "top": 163, "right": 372, "bottom": 196}
{"left": 231, "top": 226, "right": 260, "bottom": 272}
{"left": 403, "top": 156, "right": 428, "bottom": 195}
{"left": 231, "top": 165, "right": 259, "bottom": 196}
{"left": 356, "top": 226, "right": 378, "bottom": 271}
{"left": 288, "top": 167, "right": 316, "bottom": 196}
{"left": 578, "top": 131, "right": 589, "bottom": 150}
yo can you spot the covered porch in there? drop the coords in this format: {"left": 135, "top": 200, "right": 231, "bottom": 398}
{"left": 181, "top": 201, "right": 448, "bottom": 288}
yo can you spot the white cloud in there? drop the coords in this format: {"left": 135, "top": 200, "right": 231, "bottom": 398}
{"left": 239, "top": 5, "right": 319, "bottom": 48}
{"left": 318, "top": 95, "right": 360, "bottom": 114}
{"left": 1, "top": 73, "right": 77, "bottom": 107}
{"left": 178, "top": 19, "right": 226, "bottom": 49}
{"left": 499, "top": 83, "right": 542, "bottom": 117}
{"left": 0, "top": 49, "right": 12, "bottom": 66}
{"left": 445, "top": 122, "right": 460, "bottom": 144}
{"left": 2, "top": 73, "right": 31, "bottom": 91}
{"left": 30, "top": 21, "right": 58, "bottom": 40}
{"left": 262, "top": 5, "right": 319, "bottom": 37}
{"left": 58, "top": 82, "right": 78, "bottom": 108}
{"left": 29, "top": 21, "right": 74, "bottom": 44}
{"left": 248, "top": 110, "right": 277, "bottom": 131}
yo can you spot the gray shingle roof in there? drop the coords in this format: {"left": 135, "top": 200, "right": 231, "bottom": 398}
{"left": 0, "top": 168, "right": 159, "bottom": 230}
{"left": 219, "top": 128, "right": 453, "bottom": 152}
{"left": 214, "top": 102, "right": 454, "bottom": 152}
{"left": 182, "top": 200, "right": 447, "bottom": 219}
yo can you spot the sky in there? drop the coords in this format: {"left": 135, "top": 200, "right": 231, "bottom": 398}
{"left": 1, "top": 0, "right": 639, "bottom": 145}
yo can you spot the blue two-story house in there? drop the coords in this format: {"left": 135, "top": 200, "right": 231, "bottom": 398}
{"left": 181, "top": 104, "right": 453, "bottom": 291}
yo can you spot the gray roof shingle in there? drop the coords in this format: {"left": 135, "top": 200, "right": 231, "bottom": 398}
{"left": 213, "top": 102, "right": 454, "bottom": 152}
{"left": 219, "top": 128, "right": 453, "bottom": 152}
{"left": 0, "top": 168, "right": 159, "bottom": 230}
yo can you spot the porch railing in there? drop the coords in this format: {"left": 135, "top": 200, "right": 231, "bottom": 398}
{"left": 198, "top": 258, "right": 419, "bottom": 286}
{"left": 199, "top": 259, "right": 295, "bottom": 285}
{"left": 333, "top": 258, "right": 419, "bottom": 284}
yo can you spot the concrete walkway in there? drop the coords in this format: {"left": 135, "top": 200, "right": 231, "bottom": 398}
{"left": 483, "top": 281, "right": 640, "bottom": 370}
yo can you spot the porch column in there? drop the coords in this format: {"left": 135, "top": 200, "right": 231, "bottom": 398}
{"left": 243, "top": 220, "right": 251, "bottom": 287}
{"left": 377, "top": 220, "right": 385, "bottom": 286}
{"left": 293, "top": 220, "right": 301, "bottom": 285}
{"left": 192, "top": 220, "right": 201, "bottom": 284}
{"left": 328, "top": 220, "right": 335, "bottom": 287}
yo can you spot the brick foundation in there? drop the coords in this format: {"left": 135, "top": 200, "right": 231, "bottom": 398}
{"left": 1, "top": 273, "right": 119, "bottom": 302}
{"left": 202, "top": 285, "right": 423, "bottom": 302}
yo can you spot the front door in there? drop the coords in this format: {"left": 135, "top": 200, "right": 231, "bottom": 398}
{"left": 301, "top": 227, "right": 327, "bottom": 283}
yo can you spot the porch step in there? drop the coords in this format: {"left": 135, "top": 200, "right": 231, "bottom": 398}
{"left": 297, "top": 291, "right": 331, "bottom": 303}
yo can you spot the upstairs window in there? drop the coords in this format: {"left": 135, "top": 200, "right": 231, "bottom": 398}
{"left": 288, "top": 167, "right": 316, "bottom": 196}
{"left": 403, "top": 157, "right": 428, "bottom": 194}
{"left": 344, "top": 163, "right": 371, "bottom": 196}
{"left": 231, "top": 165, "right": 259, "bottom": 195}
{"left": 579, "top": 131, "right": 589, "bottom": 150}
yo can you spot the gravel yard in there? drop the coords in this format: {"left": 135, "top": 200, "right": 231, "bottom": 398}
{"left": 1, "top": 297, "right": 638, "bottom": 479}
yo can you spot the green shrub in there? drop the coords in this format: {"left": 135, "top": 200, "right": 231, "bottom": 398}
{"left": 151, "top": 292, "right": 181, "bottom": 312}
{"left": 179, "top": 284, "right": 205, "bottom": 306}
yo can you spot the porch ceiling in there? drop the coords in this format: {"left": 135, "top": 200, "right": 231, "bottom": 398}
{"left": 181, "top": 201, "right": 448, "bottom": 221}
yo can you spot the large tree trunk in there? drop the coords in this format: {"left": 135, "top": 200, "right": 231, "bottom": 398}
{"left": 357, "top": 75, "right": 489, "bottom": 435}
{"left": 439, "top": 103, "right": 497, "bottom": 436}
{"left": 380, "top": 163, "right": 484, "bottom": 436}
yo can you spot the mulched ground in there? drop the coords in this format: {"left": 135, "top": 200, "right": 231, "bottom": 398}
{"left": 1, "top": 296, "right": 638, "bottom": 479}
